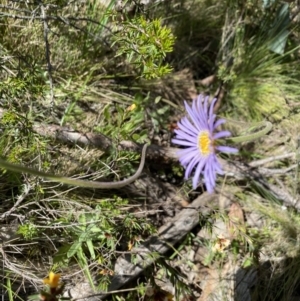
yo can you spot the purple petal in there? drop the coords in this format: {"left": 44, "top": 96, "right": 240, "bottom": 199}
{"left": 185, "top": 156, "right": 200, "bottom": 179}
{"left": 205, "top": 175, "right": 214, "bottom": 193}
{"left": 193, "top": 96, "right": 208, "bottom": 130}
{"left": 179, "top": 150, "right": 200, "bottom": 166}
{"left": 192, "top": 97, "right": 199, "bottom": 118}
{"left": 204, "top": 161, "right": 216, "bottom": 193}
{"left": 176, "top": 120, "right": 198, "bottom": 134}
{"left": 192, "top": 158, "right": 206, "bottom": 189}
{"left": 208, "top": 98, "right": 217, "bottom": 131}
{"left": 209, "top": 114, "right": 217, "bottom": 132}
{"left": 216, "top": 146, "right": 239, "bottom": 153}
{"left": 177, "top": 146, "right": 195, "bottom": 152}
{"left": 184, "top": 101, "right": 203, "bottom": 131}
{"left": 177, "top": 147, "right": 198, "bottom": 156}
{"left": 196, "top": 96, "right": 208, "bottom": 127}
{"left": 213, "top": 131, "right": 231, "bottom": 139}
{"left": 181, "top": 117, "right": 199, "bottom": 135}
{"left": 213, "top": 118, "right": 226, "bottom": 129}
{"left": 203, "top": 96, "right": 209, "bottom": 116}
{"left": 172, "top": 139, "right": 195, "bottom": 147}
{"left": 213, "top": 156, "right": 224, "bottom": 174}
{"left": 174, "top": 130, "right": 197, "bottom": 143}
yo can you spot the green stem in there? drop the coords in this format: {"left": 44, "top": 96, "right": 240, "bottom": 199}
{"left": 225, "top": 120, "right": 273, "bottom": 143}
{"left": 0, "top": 144, "right": 148, "bottom": 189}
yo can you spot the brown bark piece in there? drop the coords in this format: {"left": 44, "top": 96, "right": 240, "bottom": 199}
{"left": 227, "top": 202, "right": 245, "bottom": 239}
{"left": 198, "top": 257, "right": 257, "bottom": 301}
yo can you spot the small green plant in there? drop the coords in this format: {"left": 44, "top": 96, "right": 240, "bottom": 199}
{"left": 51, "top": 197, "right": 155, "bottom": 291}
{"left": 17, "top": 222, "right": 39, "bottom": 240}
{"left": 112, "top": 16, "right": 175, "bottom": 79}
{"left": 97, "top": 92, "right": 170, "bottom": 144}
{"left": 100, "top": 100, "right": 148, "bottom": 142}
{"left": 54, "top": 208, "right": 117, "bottom": 289}
{"left": 218, "top": 0, "right": 300, "bottom": 121}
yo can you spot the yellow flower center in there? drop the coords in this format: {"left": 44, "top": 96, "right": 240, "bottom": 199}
{"left": 198, "top": 131, "right": 212, "bottom": 156}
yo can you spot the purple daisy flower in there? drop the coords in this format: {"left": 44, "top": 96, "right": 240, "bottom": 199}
{"left": 172, "top": 94, "right": 238, "bottom": 193}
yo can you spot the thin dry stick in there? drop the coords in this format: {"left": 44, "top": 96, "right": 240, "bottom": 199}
{"left": 0, "top": 4, "right": 32, "bottom": 14}
{"left": 72, "top": 287, "right": 141, "bottom": 301}
{"left": 249, "top": 153, "right": 295, "bottom": 167}
{"left": 40, "top": 3, "right": 54, "bottom": 107}
{"left": 0, "top": 184, "right": 30, "bottom": 220}
{"left": 294, "top": 137, "right": 300, "bottom": 197}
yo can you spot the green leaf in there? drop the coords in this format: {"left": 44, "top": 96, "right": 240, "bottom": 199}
{"left": 157, "top": 106, "right": 169, "bottom": 115}
{"left": 103, "top": 105, "right": 111, "bottom": 121}
{"left": 132, "top": 133, "right": 141, "bottom": 141}
{"left": 53, "top": 244, "right": 72, "bottom": 264}
{"left": 89, "top": 225, "right": 102, "bottom": 233}
{"left": 268, "top": 3, "right": 290, "bottom": 55}
{"left": 28, "top": 294, "right": 43, "bottom": 301}
{"left": 242, "top": 256, "right": 254, "bottom": 268}
{"left": 78, "top": 231, "right": 89, "bottom": 243}
{"left": 76, "top": 246, "right": 87, "bottom": 265}
{"left": 262, "top": 0, "right": 275, "bottom": 8}
{"left": 67, "top": 241, "right": 82, "bottom": 258}
{"left": 154, "top": 96, "right": 161, "bottom": 104}
{"left": 86, "top": 239, "right": 96, "bottom": 259}
{"left": 76, "top": 247, "right": 95, "bottom": 291}
{"left": 268, "top": 30, "right": 289, "bottom": 55}
{"left": 78, "top": 213, "right": 86, "bottom": 229}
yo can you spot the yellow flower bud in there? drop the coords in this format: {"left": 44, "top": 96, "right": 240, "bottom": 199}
{"left": 43, "top": 272, "right": 61, "bottom": 288}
